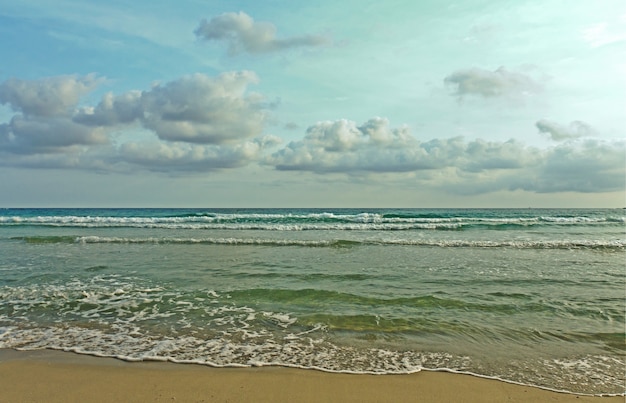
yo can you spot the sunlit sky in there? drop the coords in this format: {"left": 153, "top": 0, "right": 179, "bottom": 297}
{"left": 1, "top": 0, "right": 624, "bottom": 207}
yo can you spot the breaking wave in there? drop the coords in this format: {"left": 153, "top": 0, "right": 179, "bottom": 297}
{"left": 10, "top": 235, "right": 625, "bottom": 250}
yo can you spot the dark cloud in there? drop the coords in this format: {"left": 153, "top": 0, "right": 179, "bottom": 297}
{"left": 535, "top": 119, "right": 594, "bottom": 141}
{"left": 194, "top": 12, "right": 330, "bottom": 55}
{"left": 444, "top": 67, "right": 541, "bottom": 98}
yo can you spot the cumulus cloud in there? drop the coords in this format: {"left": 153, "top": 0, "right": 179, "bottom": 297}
{"left": 266, "top": 117, "right": 625, "bottom": 194}
{"left": 119, "top": 135, "right": 281, "bottom": 172}
{"left": 74, "top": 91, "right": 143, "bottom": 126}
{"left": 444, "top": 67, "right": 541, "bottom": 98}
{"left": 141, "top": 72, "right": 265, "bottom": 143}
{"left": 535, "top": 119, "right": 594, "bottom": 141}
{"left": 75, "top": 71, "right": 266, "bottom": 144}
{"left": 0, "top": 72, "right": 275, "bottom": 171}
{"left": 194, "top": 11, "right": 329, "bottom": 55}
{"left": 0, "top": 74, "right": 101, "bottom": 117}
{"left": 1, "top": 72, "right": 623, "bottom": 196}
{"left": 0, "top": 115, "right": 107, "bottom": 154}
{"left": 0, "top": 75, "right": 108, "bottom": 154}
{"left": 532, "top": 139, "right": 625, "bottom": 193}
{"left": 266, "top": 117, "right": 531, "bottom": 174}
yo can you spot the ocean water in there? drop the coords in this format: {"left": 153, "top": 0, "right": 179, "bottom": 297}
{"left": 0, "top": 208, "right": 624, "bottom": 395}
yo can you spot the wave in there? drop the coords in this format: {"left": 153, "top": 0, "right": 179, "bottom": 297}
{"left": 1, "top": 213, "right": 624, "bottom": 230}
{"left": 1, "top": 286, "right": 623, "bottom": 395}
{"left": 11, "top": 235, "right": 625, "bottom": 250}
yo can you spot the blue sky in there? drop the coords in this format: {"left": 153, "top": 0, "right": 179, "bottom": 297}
{"left": 0, "top": 0, "right": 624, "bottom": 207}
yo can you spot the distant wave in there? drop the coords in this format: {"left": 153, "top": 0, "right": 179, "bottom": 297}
{"left": 11, "top": 235, "right": 625, "bottom": 250}
{"left": 1, "top": 213, "right": 624, "bottom": 230}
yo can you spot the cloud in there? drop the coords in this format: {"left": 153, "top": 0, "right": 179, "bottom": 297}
{"left": 266, "top": 117, "right": 530, "bottom": 174}
{"left": 74, "top": 91, "right": 143, "bottom": 126}
{"left": 267, "top": 118, "right": 416, "bottom": 172}
{"left": 119, "top": 135, "right": 281, "bottom": 172}
{"left": 1, "top": 71, "right": 623, "bottom": 196}
{"left": 0, "top": 75, "right": 107, "bottom": 154}
{"left": 75, "top": 71, "right": 266, "bottom": 144}
{"left": 194, "top": 11, "right": 329, "bottom": 55}
{"left": 0, "top": 74, "right": 102, "bottom": 117}
{"left": 444, "top": 67, "right": 541, "bottom": 98}
{"left": 0, "top": 72, "right": 275, "bottom": 171}
{"left": 531, "top": 139, "right": 625, "bottom": 193}
{"left": 266, "top": 117, "right": 625, "bottom": 194}
{"left": 448, "top": 140, "right": 626, "bottom": 195}
{"left": 140, "top": 72, "right": 266, "bottom": 143}
{"left": 535, "top": 119, "right": 594, "bottom": 141}
{"left": 0, "top": 115, "right": 107, "bottom": 154}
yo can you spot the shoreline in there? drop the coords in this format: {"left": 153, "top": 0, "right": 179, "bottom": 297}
{"left": 0, "top": 349, "right": 622, "bottom": 403}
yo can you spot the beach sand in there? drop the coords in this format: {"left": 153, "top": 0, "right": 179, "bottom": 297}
{"left": 0, "top": 349, "right": 622, "bottom": 403}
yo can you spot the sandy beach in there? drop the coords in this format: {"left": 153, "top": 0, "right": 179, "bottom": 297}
{"left": 0, "top": 349, "right": 622, "bottom": 403}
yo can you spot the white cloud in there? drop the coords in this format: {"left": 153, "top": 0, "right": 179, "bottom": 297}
{"left": 119, "top": 135, "right": 281, "bottom": 172}
{"left": 0, "top": 75, "right": 109, "bottom": 155}
{"left": 141, "top": 72, "right": 266, "bottom": 143}
{"left": 194, "top": 11, "right": 329, "bottom": 55}
{"left": 0, "top": 72, "right": 275, "bottom": 171}
{"left": 74, "top": 91, "right": 143, "bottom": 126}
{"left": 267, "top": 117, "right": 625, "bottom": 194}
{"left": 444, "top": 67, "right": 541, "bottom": 98}
{"left": 0, "top": 74, "right": 102, "bottom": 117}
{"left": 1, "top": 71, "right": 623, "bottom": 196}
{"left": 535, "top": 119, "right": 594, "bottom": 141}
{"left": 267, "top": 118, "right": 428, "bottom": 173}
{"left": 0, "top": 115, "right": 107, "bottom": 154}
{"left": 267, "top": 118, "right": 534, "bottom": 174}
{"left": 517, "top": 139, "right": 626, "bottom": 194}
{"left": 75, "top": 71, "right": 267, "bottom": 144}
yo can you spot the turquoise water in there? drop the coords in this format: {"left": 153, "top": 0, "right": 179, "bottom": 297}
{"left": 0, "top": 208, "right": 624, "bottom": 394}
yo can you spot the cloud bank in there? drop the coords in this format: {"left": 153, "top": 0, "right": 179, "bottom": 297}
{"left": 266, "top": 118, "right": 625, "bottom": 194}
{"left": 1, "top": 74, "right": 623, "bottom": 195}
{"left": 0, "top": 73, "right": 277, "bottom": 171}
{"left": 267, "top": 117, "right": 535, "bottom": 174}
{"left": 119, "top": 136, "right": 281, "bottom": 172}
{"left": 195, "top": 12, "right": 329, "bottom": 55}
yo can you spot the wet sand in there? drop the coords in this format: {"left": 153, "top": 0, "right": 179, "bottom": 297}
{"left": 0, "top": 349, "right": 622, "bottom": 403}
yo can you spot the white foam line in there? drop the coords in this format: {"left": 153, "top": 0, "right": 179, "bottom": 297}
{"left": 11, "top": 347, "right": 623, "bottom": 397}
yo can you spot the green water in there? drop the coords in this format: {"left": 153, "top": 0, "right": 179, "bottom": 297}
{"left": 0, "top": 208, "right": 624, "bottom": 394}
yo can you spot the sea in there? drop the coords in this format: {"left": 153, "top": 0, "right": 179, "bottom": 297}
{"left": 0, "top": 208, "right": 624, "bottom": 395}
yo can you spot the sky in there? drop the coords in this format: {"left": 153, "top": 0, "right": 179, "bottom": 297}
{"left": 0, "top": 0, "right": 625, "bottom": 207}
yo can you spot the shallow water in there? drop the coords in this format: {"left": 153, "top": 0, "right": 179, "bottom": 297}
{"left": 0, "top": 208, "right": 624, "bottom": 394}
